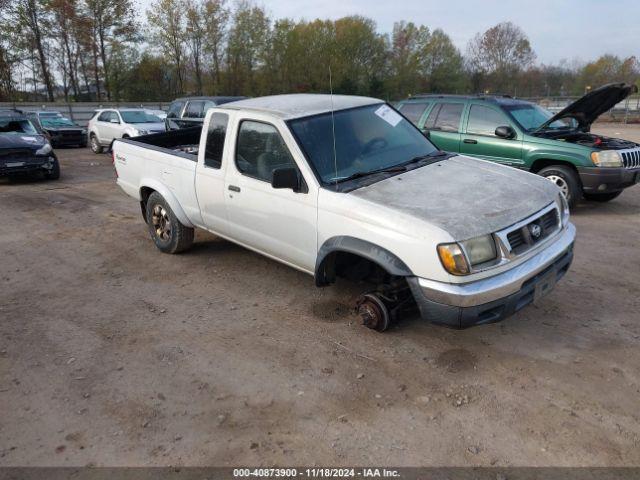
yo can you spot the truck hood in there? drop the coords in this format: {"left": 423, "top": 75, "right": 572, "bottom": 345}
{"left": 350, "top": 155, "right": 559, "bottom": 241}
{"left": 536, "top": 82, "right": 638, "bottom": 131}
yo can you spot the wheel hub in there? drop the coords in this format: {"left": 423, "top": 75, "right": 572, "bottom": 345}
{"left": 546, "top": 174, "right": 570, "bottom": 198}
{"left": 356, "top": 294, "right": 390, "bottom": 332}
{"left": 151, "top": 205, "right": 172, "bottom": 241}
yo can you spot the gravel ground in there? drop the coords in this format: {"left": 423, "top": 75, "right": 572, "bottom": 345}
{"left": 1, "top": 124, "right": 639, "bottom": 467}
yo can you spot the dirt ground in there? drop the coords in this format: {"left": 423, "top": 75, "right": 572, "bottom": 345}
{"left": 1, "top": 123, "right": 639, "bottom": 467}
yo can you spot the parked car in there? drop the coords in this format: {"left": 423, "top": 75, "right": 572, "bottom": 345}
{"left": 165, "top": 96, "right": 246, "bottom": 130}
{"left": 113, "top": 94, "right": 575, "bottom": 332}
{"left": 26, "top": 110, "right": 87, "bottom": 148}
{"left": 0, "top": 109, "right": 60, "bottom": 179}
{"left": 396, "top": 83, "right": 640, "bottom": 207}
{"left": 87, "top": 108, "right": 165, "bottom": 153}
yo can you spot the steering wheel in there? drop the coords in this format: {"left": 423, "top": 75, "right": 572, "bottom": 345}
{"left": 360, "top": 137, "right": 388, "bottom": 156}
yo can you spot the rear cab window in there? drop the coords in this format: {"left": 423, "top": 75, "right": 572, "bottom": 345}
{"left": 204, "top": 113, "right": 229, "bottom": 169}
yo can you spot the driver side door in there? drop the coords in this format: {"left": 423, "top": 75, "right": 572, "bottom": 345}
{"left": 224, "top": 118, "right": 318, "bottom": 272}
{"left": 459, "top": 104, "right": 523, "bottom": 166}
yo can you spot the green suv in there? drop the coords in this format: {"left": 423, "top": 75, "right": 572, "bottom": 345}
{"left": 396, "top": 83, "right": 640, "bottom": 207}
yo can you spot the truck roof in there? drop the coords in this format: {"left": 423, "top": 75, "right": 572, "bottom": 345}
{"left": 220, "top": 94, "right": 383, "bottom": 120}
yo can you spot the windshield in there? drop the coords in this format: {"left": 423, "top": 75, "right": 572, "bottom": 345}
{"left": 120, "top": 111, "right": 162, "bottom": 124}
{"left": 505, "top": 104, "right": 576, "bottom": 131}
{"left": 288, "top": 104, "right": 437, "bottom": 184}
{"left": 41, "top": 116, "right": 76, "bottom": 128}
{"left": 0, "top": 119, "right": 38, "bottom": 134}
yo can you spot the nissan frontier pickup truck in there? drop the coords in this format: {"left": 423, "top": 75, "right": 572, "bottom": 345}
{"left": 113, "top": 94, "right": 576, "bottom": 331}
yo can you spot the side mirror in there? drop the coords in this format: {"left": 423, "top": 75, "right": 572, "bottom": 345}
{"left": 272, "top": 167, "right": 300, "bottom": 191}
{"left": 495, "top": 125, "right": 515, "bottom": 139}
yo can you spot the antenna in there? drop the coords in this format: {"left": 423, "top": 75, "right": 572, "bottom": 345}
{"left": 329, "top": 66, "right": 338, "bottom": 191}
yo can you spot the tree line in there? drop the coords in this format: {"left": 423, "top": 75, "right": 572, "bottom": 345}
{"left": 1, "top": 0, "right": 638, "bottom": 102}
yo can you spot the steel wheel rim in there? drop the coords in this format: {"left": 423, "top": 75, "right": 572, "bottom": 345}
{"left": 91, "top": 137, "right": 99, "bottom": 152}
{"left": 546, "top": 174, "right": 570, "bottom": 199}
{"left": 151, "top": 204, "right": 172, "bottom": 241}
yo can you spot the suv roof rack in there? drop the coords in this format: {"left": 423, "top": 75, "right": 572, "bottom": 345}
{"left": 408, "top": 93, "right": 514, "bottom": 100}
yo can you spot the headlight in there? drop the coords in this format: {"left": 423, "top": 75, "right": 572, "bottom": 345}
{"left": 437, "top": 243, "right": 469, "bottom": 275}
{"left": 35, "top": 143, "right": 52, "bottom": 155}
{"left": 460, "top": 235, "right": 497, "bottom": 266}
{"left": 136, "top": 129, "right": 148, "bottom": 136}
{"left": 557, "top": 193, "right": 570, "bottom": 226}
{"left": 591, "top": 150, "right": 622, "bottom": 167}
{"left": 438, "top": 235, "right": 497, "bottom": 275}
{"left": 81, "top": 129, "right": 87, "bottom": 135}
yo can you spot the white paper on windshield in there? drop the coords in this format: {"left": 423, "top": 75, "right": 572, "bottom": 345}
{"left": 374, "top": 105, "right": 402, "bottom": 127}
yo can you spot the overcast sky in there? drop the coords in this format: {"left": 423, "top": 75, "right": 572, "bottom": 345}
{"left": 137, "top": 0, "right": 639, "bottom": 65}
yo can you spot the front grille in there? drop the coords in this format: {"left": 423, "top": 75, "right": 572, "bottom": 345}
{"left": 621, "top": 149, "right": 640, "bottom": 169}
{"left": 506, "top": 208, "right": 560, "bottom": 254}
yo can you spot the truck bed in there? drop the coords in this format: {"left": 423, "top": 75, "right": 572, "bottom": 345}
{"left": 113, "top": 127, "right": 204, "bottom": 226}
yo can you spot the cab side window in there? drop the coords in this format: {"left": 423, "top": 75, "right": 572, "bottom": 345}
{"left": 235, "top": 121, "right": 296, "bottom": 182}
{"left": 204, "top": 113, "right": 229, "bottom": 169}
{"left": 466, "top": 105, "right": 510, "bottom": 136}
{"left": 398, "top": 102, "right": 429, "bottom": 125}
{"left": 424, "top": 103, "right": 464, "bottom": 132}
{"left": 184, "top": 101, "right": 204, "bottom": 119}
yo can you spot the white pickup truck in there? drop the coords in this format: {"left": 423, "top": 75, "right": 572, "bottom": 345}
{"left": 113, "top": 94, "right": 576, "bottom": 331}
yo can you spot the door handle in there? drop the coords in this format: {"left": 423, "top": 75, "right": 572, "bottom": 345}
{"left": 463, "top": 139, "right": 478, "bottom": 144}
{"left": 228, "top": 185, "right": 241, "bottom": 192}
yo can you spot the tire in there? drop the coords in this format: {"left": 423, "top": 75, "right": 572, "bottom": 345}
{"left": 538, "top": 165, "right": 581, "bottom": 208}
{"left": 145, "top": 192, "right": 194, "bottom": 254}
{"left": 44, "top": 157, "right": 60, "bottom": 180}
{"left": 90, "top": 134, "right": 103, "bottom": 154}
{"left": 583, "top": 191, "right": 622, "bottom": 202}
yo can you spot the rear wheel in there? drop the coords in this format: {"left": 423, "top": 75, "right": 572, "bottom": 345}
{"left": 145, "top": 192, "right": 194, "bottom": 254}
{"left": 90, "top": 134, "right": 103, "bottom": 154}
{"left": 538, "top": 165, "right": 581, "bottom": 208}
{"left": 583, "top": 191, "right": 622, "bottom": 202}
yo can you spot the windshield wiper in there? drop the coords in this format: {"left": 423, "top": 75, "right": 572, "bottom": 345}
{"left": 329, "top": 151, "right": 451, "bottom": 184}
{"left": 330, "top": 165, "right": 408, "bottom": 184}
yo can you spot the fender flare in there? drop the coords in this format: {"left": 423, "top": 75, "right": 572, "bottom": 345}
{"left": 314, "top": 236, "right": 413, "bottom": 287}
{"left": 139, "top": 178, "right": 194, "bottom": 228}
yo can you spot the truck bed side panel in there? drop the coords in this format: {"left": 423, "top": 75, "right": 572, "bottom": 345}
{"left": 114, "top": 139, "right": 203, "bottom": 227}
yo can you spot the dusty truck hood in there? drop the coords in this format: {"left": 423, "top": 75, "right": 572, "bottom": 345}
{"left": 537, "top": 82, "right": 638, "bottom": 131}
{"left": 350, "top": 155, "right": 559, "bottom": 240}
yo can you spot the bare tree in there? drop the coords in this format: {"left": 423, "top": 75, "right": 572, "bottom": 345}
{"left": 13, "top": 0, "right": 55, "bottom": 100}
{"left": 467, "top": 21, "right": 535, "bottom": 92}
{"left": 147, "top": 0, "right": 187, "bottom": 94}
{"left": 202, "top": 0, "right": 229, "bottom": 93}
{"left": 185, "top": 0, "right": 205, "bottom": 94}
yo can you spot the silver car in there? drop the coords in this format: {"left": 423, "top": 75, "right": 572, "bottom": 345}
{"left": 87, "top": 108, "right": 165, "bottom": 154}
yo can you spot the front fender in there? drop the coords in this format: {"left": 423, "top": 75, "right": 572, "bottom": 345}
{"left": 315, "top": 236, "right": 413, "bottom": 287}
{"left": 139, "top": 177, "right": 194, "bottom": 228}
{"left": 526, "top": 148, "right": 591, "bottom": 168}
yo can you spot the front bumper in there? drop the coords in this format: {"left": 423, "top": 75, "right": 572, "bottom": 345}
{"left": 577, "top": 166, "right": 640, "bottom": 193}
{"left": 0, "top": 156, "right": 56, "bottom": 176}
{"left": 408, "top": 223, "right": 576, "bottom": 328}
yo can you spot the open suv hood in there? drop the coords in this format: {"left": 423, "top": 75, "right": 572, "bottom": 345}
{"left": 537, "top": 82, "right": 638, "bottom": 131}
